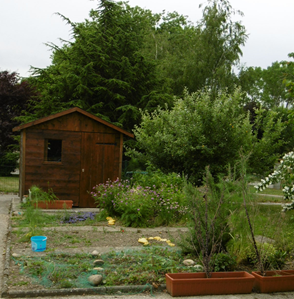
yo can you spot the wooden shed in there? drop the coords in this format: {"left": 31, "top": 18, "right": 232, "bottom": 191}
{"left": 13, "top": 107, "right": 134, "bottom": 207}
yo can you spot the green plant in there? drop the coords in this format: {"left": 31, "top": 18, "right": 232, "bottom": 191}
{"left": 210, "top": 252, "right": 237, "bottom": 272}
{"left": 91, "top": 177, "right": 187, "bottom": 227}
{"left": 226, "top": 236, "right": 252, "bottom": 265}
{"left": 255, "top": 151, "right": 294, "bottom": 211}
{"left": 246, "top": 243, "right": 286, "bottom": 270}
{"left": 182, "top": 167, "right": 235, "bottom": 278}
{"left": 17, "top": 206, "right": 45, "bottom": 242}
{"left": 29, "top": 185, "right": 58, "bottom": 206}
{"left": 128, "top": 87, "right": 253, "bottom": 184}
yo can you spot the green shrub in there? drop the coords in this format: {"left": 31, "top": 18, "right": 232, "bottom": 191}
{"left": 246, "top": 242, "right": 286, "bottom": 270}
{"left": 180, "top": 178, "right": 233, "bottom": 256}
{"left": 131, "top": 167, "right": 185, "bottom": 190}
{"left": 210, "top": 252, "right": 237, "bottom": 272}
{"left": 91, "top": 177, "right": 187, "bottom": 227}
{"left": 0, "top": 152, "right": 18, "bottom": 176}
{"left": 128, "top": 88, "right": 253, "bottom": 184}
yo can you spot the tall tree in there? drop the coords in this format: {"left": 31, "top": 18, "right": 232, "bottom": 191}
{"left": 0, "top": 71, "right": 36, "bottom": 175}
{"left": 25, "top": 0, "right": 172, "bottom": 132}
{"left": 141, "top": 0, "right": 247, "bottom": 97}
{"left": 238, "top": 62, "right": 289, "bottom": 108}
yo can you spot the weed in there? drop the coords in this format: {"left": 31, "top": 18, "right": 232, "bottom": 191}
{"left": 12, "top": 281, "right": 28, "bottom": 286}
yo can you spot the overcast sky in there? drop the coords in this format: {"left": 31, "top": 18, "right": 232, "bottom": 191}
{"left": 1, "top": 0, "right": 294, "bottom": 78}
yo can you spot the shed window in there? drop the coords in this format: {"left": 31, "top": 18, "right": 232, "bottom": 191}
{"left": 45, "top": 139, "right": 62, "bottom": 162}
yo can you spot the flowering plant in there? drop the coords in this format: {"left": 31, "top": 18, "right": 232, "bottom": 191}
{"left": 254, "top": 151, "right": 294, "bottom": 211}
{"left": 91, "top": 177, "right": 187, "bottom": 227}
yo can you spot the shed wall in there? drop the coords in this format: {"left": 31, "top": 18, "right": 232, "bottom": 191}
{"left": 21, "top": 112, "right": 124, "bottom": 207}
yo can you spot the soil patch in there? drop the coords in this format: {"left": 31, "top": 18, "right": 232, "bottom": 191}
{"left": 8, "top": 225, "right": 189, "bottom": 292}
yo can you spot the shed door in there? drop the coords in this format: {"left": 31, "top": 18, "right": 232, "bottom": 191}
{"left": 79, "top": 132, "right": 121, "bottom": 207}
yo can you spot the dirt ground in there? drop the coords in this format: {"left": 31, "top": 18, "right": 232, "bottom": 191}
{"left": 7, "top": 225, "right": 189, "bottom": 292}
{"left": 10, "top": 226, "right": 187, "bottom": 252}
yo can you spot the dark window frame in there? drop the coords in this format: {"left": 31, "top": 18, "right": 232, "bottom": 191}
{"left": 44, "top": 139, "right": 63, "bottom": 164}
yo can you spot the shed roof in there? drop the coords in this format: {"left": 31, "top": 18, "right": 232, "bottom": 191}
{"left": 13, "top": 107, "right": 134, "bottom": 138}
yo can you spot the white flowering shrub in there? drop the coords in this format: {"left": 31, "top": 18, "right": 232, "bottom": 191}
{"left": 255, "top": 151, "right": 294, "bottom": 211}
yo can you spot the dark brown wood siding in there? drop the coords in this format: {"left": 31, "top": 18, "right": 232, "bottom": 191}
{"left": 24, "top": 130, "right": 81, "bottom": 205}
{"left": 32, "top": 112, "right": 116, "bottom": 133}
{"left": 20, "top": 110, "right": 128, "bottom": 207}
{"left": 79, "top": 132, "right": 121, "bottom": 208}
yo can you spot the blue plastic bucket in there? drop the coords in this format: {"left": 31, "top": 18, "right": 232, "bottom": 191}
{"left": 31, "top": 236, "right": 47, "bottom": 252}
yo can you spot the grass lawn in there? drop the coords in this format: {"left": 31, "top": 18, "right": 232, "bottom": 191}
{"left": 0, "top": 176, "right": 19, "bottom": 193}
{"left": 249, "top": 185, "right": 283, "bottom": 196}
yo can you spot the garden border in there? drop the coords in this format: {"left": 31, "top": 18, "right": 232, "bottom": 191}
{"left": 2, "top": 284, "right": 166, "bottom": 298}
{"left": 2, "top": 199, "right": 170, "bottom": 298}
{"left": 1, "top": 198, "right": 12, "bottom": 298}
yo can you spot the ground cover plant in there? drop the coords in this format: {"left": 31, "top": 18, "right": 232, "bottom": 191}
{"left": 9, "top": 247, "right": 195, "bottom": 290}
{"left": 61, "top": 212, "right": 97, "bottom": 224}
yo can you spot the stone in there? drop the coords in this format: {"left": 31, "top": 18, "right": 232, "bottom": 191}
{"left": 12, "top": 253, "right": 21, "bottom": 258}
{"left": 91, "top": 250, "right": 100, "bottom": 257}
{"left": 94, "top": 267, "right": 104, "bottom": 271}
{"left": 88, "top": 274, "right": 103, "bottom": 286}
{"left": 194, "top": 264, "right": 204, "bottom": 271}
{"left": 183, "top": 259, "right": 195, "bottom": 266}
{"left": 93, "top": 259, "right": 104, "bottom": 266}
{"left": 12, "top": 211, "right": 22, "bottom": 216}
{"left": 255, "top": 235, "right": 275, "bottom": 244}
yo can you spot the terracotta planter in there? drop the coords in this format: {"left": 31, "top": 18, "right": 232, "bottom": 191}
{"left": 165, "top": 272, "right": 255, "bottom": 296}
{"left": 252, "top": 270, "right": 294, "bottom": 293}
{"left": 33, "top": 200, "right": 73, "bottom": 209}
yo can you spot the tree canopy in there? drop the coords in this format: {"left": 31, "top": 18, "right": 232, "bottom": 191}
{"left": 22, "top": 0, "right": 247, "bottom": 132}
{"left": 128, "top": 87, "right": 253, "bottom": 183}
{"left": 0, "top": 71, "right": 36, "bottom": 175}
{"left": 24, "top": 0, "right": 173, "bottom": 131}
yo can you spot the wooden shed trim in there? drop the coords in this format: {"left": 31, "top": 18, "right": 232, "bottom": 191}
{"left": 13, "top": 107, "right": 134, "bottom": 138}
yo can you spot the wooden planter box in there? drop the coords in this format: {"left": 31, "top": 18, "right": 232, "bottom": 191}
{"left": 33, "top": 200, "right": 73, "bottom": 209}
{"left": 252, "top": 270, "right": 294, "bottom": 293}
{"left": 165, "top": 272, "right": 255, "bottom": 296}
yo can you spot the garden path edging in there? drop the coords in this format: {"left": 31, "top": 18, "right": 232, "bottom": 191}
{"left": 6, "top": 198, "right": 180, "bottom": 298}
{"left": 1, "top": 197, "right": 12, "bottom": 298}
{"left": 1, "top": 284, "right": 166, "bottom": 298}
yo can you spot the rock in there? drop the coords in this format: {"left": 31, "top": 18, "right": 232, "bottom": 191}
{"left": 93, "top": 259, "right": 104, "bottom": 266}
{"left": 88, "top": 274, "right": 103, "bottom": 286}
{"left": 12, "top": 211, "right": 21, "bottom": 216}
{"left": 94, "top": 267, "right": 104, "bottom": 271}
{"left": 255, "top": 235, "right": 275, "bottom": 244}
{"left": 183, "top": 259, "right": 195, "bottom": 266}
{"left": 194, "top": 264, "right": 204, "bottom": 271}
{"left": 12, "top": 253, "right": 21, "bottom": 258}
{"left": 91, "top": 250, "right": 100, "bottom": 257}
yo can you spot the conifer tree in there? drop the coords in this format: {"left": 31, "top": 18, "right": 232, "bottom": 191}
{"left": 26, "top": 0, "right": 172, "bottom": 131}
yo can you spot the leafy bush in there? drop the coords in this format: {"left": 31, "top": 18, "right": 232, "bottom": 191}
{"left": 210, "top": 252, "right": 237, "bottom": 272}
{"left": 255, "top": 151, "right": 294, "bottom": 211}
{"left": 181, "top": 175, "right": 233, "bottom": 257}
{"left": 91, "top": 176, "right": 187, "bottom": 227}
{"left": 0, "top": 151, "right": 18, "bottom": 176}
{"left": 179, "top": 168, "right": 237, "bottom": 277}
{"left": 128, "top": 87, "right": 253, "bottom": 184}
{"left": 131, "top": 167, "right": 185, "bottom": 190}
{"left": 246, "top": 242, "right": 286, "bottom": 270}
